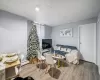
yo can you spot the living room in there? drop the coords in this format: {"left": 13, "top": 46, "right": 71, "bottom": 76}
{"left": 0, "top": 0, "right": 100, "bottom": 80}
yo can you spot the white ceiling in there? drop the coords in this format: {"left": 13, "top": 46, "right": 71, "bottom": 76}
{"left": 0, "top": 0, "right": 100, "bottom": 26}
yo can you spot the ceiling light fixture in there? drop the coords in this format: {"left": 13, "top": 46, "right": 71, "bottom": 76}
{"left": 35, "top": 7, "right": 40, "bottom": 11}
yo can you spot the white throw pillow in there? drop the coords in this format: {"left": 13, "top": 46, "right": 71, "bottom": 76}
{"left": 66, "top": 48, "right": 71, "bottom": 53}
{"left": 56, "top": 46, "right": 61, "bottom": 50}
{"left": 61, "top": 48, "right": 67, "bottom": 52}
{"left": 71, "top": 50, "right": 78, "bottom": 54}
{"left": 71, "top": 50, "right": 80, "bottom": 59}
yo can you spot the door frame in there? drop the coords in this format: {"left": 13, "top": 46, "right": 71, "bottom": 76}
{"left": 78, "top": 23, "right": 97, "bottom": 64}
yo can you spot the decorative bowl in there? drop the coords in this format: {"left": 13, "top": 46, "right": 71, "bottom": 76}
{"left": 5, "top": 56, "right": 18, "bottom": 63}
{"left": 6, "top": 53, "right": 16, "bottom": 57}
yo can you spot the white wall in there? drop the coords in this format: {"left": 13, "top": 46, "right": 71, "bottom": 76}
{"left": 97, "top": 12, "right": 100, "bottom": 71}
{"left": 51, "top": 18, "right": 97, "bottom": 48}
{"left": 0, "top": 10, "right": 27, "bottom": 57}
{"left": 44, "top": 26, "right": 52, "bottom": 39}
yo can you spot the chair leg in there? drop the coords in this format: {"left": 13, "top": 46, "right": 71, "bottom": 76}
{"left": 39, "top": 60, "right": 41, "bottom": 71}
{"left": 52, "top": 65, "right": 53, "bottom": 77}
{"left": 45, "top": 64, "right": 49, "bottom": 74}
{"left": 54, "top": 64, "right": 56, "bottom": 68}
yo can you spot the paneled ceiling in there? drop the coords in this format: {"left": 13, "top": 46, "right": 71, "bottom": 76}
{"left": 0, "top": 0, "right": 100, "bottom": 26}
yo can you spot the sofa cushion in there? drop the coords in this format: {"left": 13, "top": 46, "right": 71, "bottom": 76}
{"left": 54, "top": 50, "right": 68, "bottom": 56}
{"left": 56, "top": 44, "right": 77, "bottom": 50}
{"left": 61, "top": 48, "right": 67, "bottom": 52}
{"left": 66, "top": 48, "right": 72, "bottom": 53}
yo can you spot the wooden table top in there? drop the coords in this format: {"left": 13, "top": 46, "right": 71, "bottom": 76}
{"left": 5, "top": 59, "right": 20, "bottom": 69}
{"left": 0, "top": 54, "right": 20, "bottom": 69}
{"left": 52, "top": 53, "right": 65, "bottom": 59}
{"left": 52, "top": 55, "right": 65, "bottom": 59}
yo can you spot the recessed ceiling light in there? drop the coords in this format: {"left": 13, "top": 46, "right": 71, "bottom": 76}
{"left": 35, "top": 7, "right": 40, "bottom": 11}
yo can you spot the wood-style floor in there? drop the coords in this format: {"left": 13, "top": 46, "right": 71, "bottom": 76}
{"left": 20, "top": 60, "right": 100, "bottom": 80}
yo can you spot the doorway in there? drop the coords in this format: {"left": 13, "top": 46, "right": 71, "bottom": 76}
{"left": 78, "top": 23, "right": 96, "bottom": 63}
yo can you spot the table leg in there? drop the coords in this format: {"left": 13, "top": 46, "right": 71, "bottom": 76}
{"left": 58, "top": 60, "right": 60, "bottom": 68}
{"left": 62, "top": 61, "right": 64, "bottom": 67}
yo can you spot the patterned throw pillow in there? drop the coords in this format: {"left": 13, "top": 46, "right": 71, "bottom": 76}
{"left": 66, "top": 48, "right": 71, "bottom": 53}
{"left": 56, "top": 46, "right": 61, "bottom": 50}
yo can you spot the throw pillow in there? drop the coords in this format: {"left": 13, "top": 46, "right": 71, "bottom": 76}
{"left": 56, "top": 46, "right": 61, "bottom": 50}
{"left": 61, "top": 48, "right": 67, "bottom": 52}
{"left": 66, "top": 48, "right": 71, "bottom": 53}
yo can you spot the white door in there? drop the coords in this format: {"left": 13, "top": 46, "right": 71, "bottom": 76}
{"left": 79, "top": 23, "right": 96, "bottom": 63}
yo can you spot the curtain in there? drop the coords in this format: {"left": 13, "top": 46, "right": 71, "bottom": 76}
{"left": 27, "top": 24, "right": 40, "bottom": 60}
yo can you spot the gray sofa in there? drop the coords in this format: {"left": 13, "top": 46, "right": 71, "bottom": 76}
{"left": 54, "top": 44, "right": 77, "bottom": 56}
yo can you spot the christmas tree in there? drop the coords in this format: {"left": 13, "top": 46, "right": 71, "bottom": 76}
{"left": 27, "top": 25, "right": 40, "bottom": 60}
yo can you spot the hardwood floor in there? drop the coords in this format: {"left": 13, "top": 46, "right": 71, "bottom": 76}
{"left": 20, "top": 60, "right": 100, "bottom": 80}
